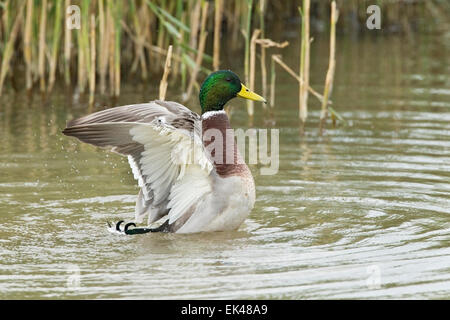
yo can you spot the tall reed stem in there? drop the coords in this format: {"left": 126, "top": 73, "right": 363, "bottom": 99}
{"left": 320, "top": 1, "right": 338, "bottom": 134}
{"left": 114, "top": 0, "right": 123, "bottom": 97}
{"left": 213, "top": 0, "right": 222, "bottom": 71}
{"left": 89, "top": 14, "right": 96, "bottom": 106}
{"left": 248, "top": 29, "right": 261, "bottom": 113}
{"left": 299, "top": 0, "right": 310, "bottom": 123}
{"left": 184, "top": 0, "right": 208, "bottom": 102}
{"left": 244, "top": 0, "right": 253, "bottom": 116}
{"left": 270, "top": 54, "right": 276, "bottom": 108}
{"left": 189, "top": 1, "right": 201, "bottom": 60}
{"left": 38, "top": 0, "right": 47, "bottom": 93}
{"left": 98, "top": 0, "right": 107, "bottom": 94}
{"left": 259, "top": 0, "right": 267, "bottom": 100}
{"left": 49, "top": 0, "right": 62, "bottom": 92}
{"left": 107, "top": 1, "right": 115, "bottom": 97}
{"left": 159, "top": 45, "right": 173, "bottom": 101}
{"left": 24, "top": 0, "right": 33, "bottom": 91}
{"left": 0, "top": 3, "right": 25, "bottom": 95}
{"left": 64, "top": 0, "right": 72, "bottom": 85}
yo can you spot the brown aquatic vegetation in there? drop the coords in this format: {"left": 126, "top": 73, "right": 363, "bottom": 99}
{"left": 64, "top": 0, "right": 72, "bottom": 85}
{"left": 213, "top": 0, "right": 222, "bottom": 71}
{"left": 23, "top": 0, "right": 33, "bottom": 91}
{"left": 49, "top": 0, "right": 63, "bottom": 93}
{"left": 0, "top": 0, "right": 442, "bottom": 127}
{"left": 248, "top": 29, "right": 261, "bottom": 113}
{"left": 243, "top": 0, "right": 253, "bottom": 116}
{"left": 0, "top": 2, "right": 24, "bottom": 95}
{"left": 159, "top": 44, "right": 172, "bottom": 101}
{"left": 89, "top": 14, "right": 96, "bottom": 106}
{"left": 184, "top": 0, "right": 208, "bottom": 102}
{"left": 299, "top": 0, "right": 310, "bottom": 124}
{"left": 320, "top": 1, "right": 338, "bottom": 135}
{"left": 38, "top": 0, "right": 47, "bottom": 93}
{"left": 271, "top": 54, "right": 326, "bottom": 106}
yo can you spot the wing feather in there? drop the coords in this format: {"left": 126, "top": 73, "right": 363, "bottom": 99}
{"left": 167, "top": 166, "right": 212, "bottom": 224}
{"left": 63, "top": 101, "right": 213, "bottom": 226}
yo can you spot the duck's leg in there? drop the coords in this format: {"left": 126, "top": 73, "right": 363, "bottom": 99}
{"left": 108, "top": 220, "right": 170, "bottom": 235}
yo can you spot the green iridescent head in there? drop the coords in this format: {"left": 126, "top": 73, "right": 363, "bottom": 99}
{"left": 199, "top": 70, "right": 266, "bottom": 114}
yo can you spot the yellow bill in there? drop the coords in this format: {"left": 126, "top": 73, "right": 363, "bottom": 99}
{"left": 237, "top": 83, "right": 267, "bottom": 103}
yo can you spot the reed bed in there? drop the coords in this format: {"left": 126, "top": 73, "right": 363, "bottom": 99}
{"left": 0, "top": 0, "right": 445, "bottom": 126}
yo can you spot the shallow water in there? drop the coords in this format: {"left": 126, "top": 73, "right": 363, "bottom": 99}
{"left": 1, "top": 33, "right": 449, "bottom": 299}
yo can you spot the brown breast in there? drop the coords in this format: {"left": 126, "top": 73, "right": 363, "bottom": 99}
{"left": 201, "top": 111, "right": 250, "bottom": 178}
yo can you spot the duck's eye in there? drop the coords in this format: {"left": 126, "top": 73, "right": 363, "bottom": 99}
{"left": 225, "top": 77, "right": 232, "bottom": 82}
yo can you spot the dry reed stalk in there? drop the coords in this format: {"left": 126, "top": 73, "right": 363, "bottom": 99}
{"left": 172, "top": 9, "right": 185, "bottom": 78}
{"left": 255, "top": 37, "right": 289, "bottom": 103}
{"left": 107, "top": 3, "right": 115, "bottom": 97}
{"left": 189, "top": 1, "right": 201, "bottom": 59}
{"left": 159, "top": 45, "right": 173, "bottom": 101}
{"left": 244, "top": 0, "right": 253, "bottom": 116}
{"left": 48, "top": 0, "right": 62, "bottom": 92}
{"left": 64, "top": 0, "right": 72, "bottom": 85}
{"left": 144, "top": 8, "right": 154, "bottom": 73}
{"left": 255, "top": 38, "right": 289, "bottom": 48}
{"left": 98, "top": 0, "right": 107, "bottom": 94}
{"left": 0, "top": 3, "right": 25, "bottom": 95}
{"left": 199, "top": 1, "right": 210, "bottom": 59}
{"left": 77, "top": 32, "right": 86, "bottom": 93}
{"left": 121, "top": 22, "right": 186, "bottom": 66}
{"left": 137, "top": 3, "right": 149, "bottom": 80}
{"left": 130, "top": 1, "right": 140, "bottom": 73}
{"left": 230, "top": 0, "right": 241, "bottom": 48}
{"left": 130, "top": 1, "right": 147, "bottom": 80}
{"left": 82, "top": 0, "right": 90, "bottom": 93}
{"left": 248, "top": 29, "right": 261, "bottom": 114}
{"left": 270, "top": 54, "right": 276, "bottom": 108}
{"left": 299, "top": 0, "right": 310, "bottom": 123}
{"left": 259, "top": 0, "right": 267, "bottom": 99}
{"left": 150, "top": 44, "right": 185, "bottom": 64}
{"left": 213, "top": 0, "right": 222, "bottom": 71}
{"left": 2, "top": 1, "right": 10, "bottom": 36}
{"left": 89, "top": 14, "right": 96, "bottom": 106}
{"left": 114, "top": 2, "right": 122, "bottom": 97}
{"left": 154, "top": 0, "right": 167, "bottom": 68}
{"left": 320, "top": 1, "right": 338, "bottom": 134}
{"left": 184, "top": 1, "right": 209, "bottom": 102}
{"left": 76, "top": 1, "right": 90, "bottom": 94}
{"left": 170, "top": 0, "right": 182, "bottom": 79}
{"left": 24, "top": 0, "right": 33, "bottom": 91}
{"left": 38, "top": 0, "right": 47, "bottom": 93}
{"left": 77, "top": 43, "right": 86, "bottom": 93}
{"left": 271, "top": 54, "right": 328, "bottom": 105}
{"left": 184, "top": 31, "right": 208, "bottom": 101}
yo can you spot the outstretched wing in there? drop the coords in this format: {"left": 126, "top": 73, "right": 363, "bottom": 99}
{"left": 63, "top": 101, "right": 213, "bottom": 225}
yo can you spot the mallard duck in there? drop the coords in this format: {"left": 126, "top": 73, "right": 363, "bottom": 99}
{"left": 63, "top": 70, "right": 266, "bottom": 234}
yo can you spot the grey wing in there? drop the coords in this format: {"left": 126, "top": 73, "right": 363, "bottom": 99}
{"left": 66, "top": 100, "right": 197, "bottom": 128}
{"left": 63, "top": 100, "right": 206, "bottom": 225}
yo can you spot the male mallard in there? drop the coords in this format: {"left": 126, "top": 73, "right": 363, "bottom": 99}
{"left": 63, "top": 70, "right": 266, "bottom": 234}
